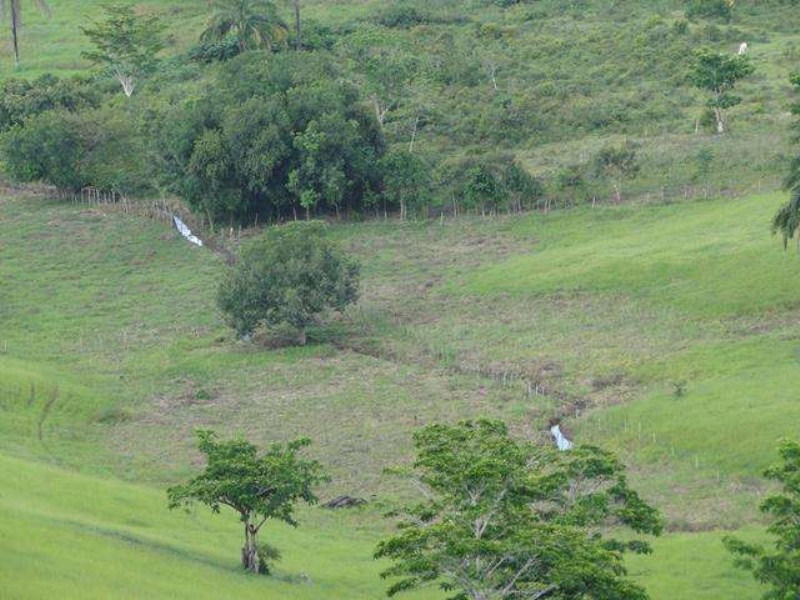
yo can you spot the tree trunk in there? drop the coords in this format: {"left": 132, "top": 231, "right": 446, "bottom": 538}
{"left": 714, "top": 107, "right": 725, "bottom": 134}
{"left": 298, "top": 328, "right": 307, "bottom": 346}
{"left": 372, "top": 95, "right": 387, "bottom": 126}
{"left": 409, "top": 114, "right": 419, "bottom": 153}
{"left": 10, "top": 2, "right": 20, "bottom": 69}
{"left": 489, "top": 64, "right": 498, "bottom": 91}
{"left": 293, "top": 0, "right": 301, "bottom": 51}
{"left": 242, "top": 521, "right": 261, "bottom": 574}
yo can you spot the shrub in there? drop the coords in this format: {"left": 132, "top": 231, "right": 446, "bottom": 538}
{"left": 188, "top": 35, "right": 241, "bottom": 63}
{"left": 374, "top": 5, "right": 431, "bottom": 29}
{"left": 2, "top": 110, "right": 86, "bottom": 191}
{"left": 685, "top": 0, "right": 731, "bottom": 21}
{"left": 217, "top": 221, "right": 360, "bottom": 343}
{"left": 1, "top": 105, "right": 149, "bottom": 195}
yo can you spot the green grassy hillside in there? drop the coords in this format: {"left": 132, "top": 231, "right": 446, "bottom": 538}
{"left": 0, "top": 453, "right": 436, "bottom": 600}
{"left": 3, "top": 0, "right": 799, "bottom": 200}
{"left": 0, "top": 452, "right": 764, "bottom": 600}
{"left": 3, "top": 0, "right": 800, "bottom": 597}
{"left": 1, "top": 187, "right": 798, "bottom": 597}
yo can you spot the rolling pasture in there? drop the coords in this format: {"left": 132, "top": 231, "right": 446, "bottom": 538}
{"left": 1, "top": 189, "right": 797, "bottom": 598}
{"left": 2, "top": 0, "right": 800, "bottom": 597}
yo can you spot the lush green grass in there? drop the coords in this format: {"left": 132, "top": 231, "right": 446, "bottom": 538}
{"left": 627, "top": 527, "right": 765, "bottom": 599}
{"left": 2, "top": 188, "right": 794, "bottom": 597}
{"left": 0, "top": 453, "right": 439, "bottom": 600}
{"left": 0, "top": 450, "right": 765, "bottom": 600}
{"left": 2, "top": 0, "right": 799, "bottom": 596}
{"left": 463, "top": 195, "right": 800, "bottom": 317}
{"left": 5, "top": 192, "right": 798, "bottom": 506}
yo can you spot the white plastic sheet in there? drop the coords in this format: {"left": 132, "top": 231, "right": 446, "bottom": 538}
{"left": 550, "top": 424, "right": 573, "bottom": 451}
{"left": 172, "top": 215, "right": 203, "bottom": 247}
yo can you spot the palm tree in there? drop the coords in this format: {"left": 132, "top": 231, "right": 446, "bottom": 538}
{"left": 772, "top": 74, "right": 800, "bottom": 249}
{"left": 201, "top": 0, "right": 287, "bottom": 53}
{"left": 772, "top": 177, "right": 800, "bottom": 249}
{"left": 0, "top": 0, "right": 50, "bottom": 68}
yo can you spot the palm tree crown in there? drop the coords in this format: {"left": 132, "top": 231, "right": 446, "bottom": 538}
{"left": 201, "top": 0, "right": 287, "bottom": 52}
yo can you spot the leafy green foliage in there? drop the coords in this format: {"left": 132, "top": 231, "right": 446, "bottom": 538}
{"left": 724, "top": 440, "right": 800, "bottom": 599}
{"left": 689, "top": 49, "right": 754, "bottom": 133}
{"left": 81, "top": 4, "right": 165, "bottom": 97}
{"left": 150, "top": 52, "right": 385, "bottom": 224}
{"left": 201, "top": 0, "right": 287, "bottom": 52}
{"left": 0, "top": 74, "right": 105, "bottom": 132}
{"left": 463, "top": 164, "right": 505, "bottom": 215}
{"left": 1, "top": 109, "right": 83, "bottom": 191}
{"left": 217, "top": 221, "right": 360, "bottom": 341}
{"left": 188, "top": 35, "right": 242, "bottom": 63}
{"left": 593, "top": 142, "right": 640, "bottom": 202}
{"left": 167, "top": 429, "right": 327, "bottom": 574}
{"left": 376, "top": 419, "right": 663, "bottom": 599}
{"left": 1, "top": 104, "right": 148, "bottom": 194}
{"left": 685, "top": 0, "right": 732, "bottom": 22}
{"left": 379, "top": 148, "right": 429, "bottom": 220}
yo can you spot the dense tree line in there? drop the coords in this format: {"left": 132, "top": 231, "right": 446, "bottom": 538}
{"left": 0, "top": 0, "right": 784, "bottom": 223}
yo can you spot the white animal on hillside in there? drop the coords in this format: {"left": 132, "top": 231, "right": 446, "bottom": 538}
{"left": 738, "top": 42, "right": 748, "bottom": 55}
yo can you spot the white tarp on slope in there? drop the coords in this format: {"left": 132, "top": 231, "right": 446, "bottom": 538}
{"left": 173, "top": 215, "right": 203, "bottom": 247}
{"left": 550, "top": 424, "right": 573, "bottom": 451}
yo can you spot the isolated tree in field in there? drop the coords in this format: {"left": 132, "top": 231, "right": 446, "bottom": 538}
{"left": 81, "top": 4, "right": 165, "bottom": 97}
{"left": 724, "top": 440, "right": 800, "bottom": 598}
{"left": 168, "top": 430, "right": 326, "bottom": 574}
{"left": 593, "top": 142, "right": 640, "bottom": 203}
{"left": 772, "top": 73, "right": 800, "bottom": 248}
{"left": 376, "top": 419, "right": 663, "bottom": 600}
{"left": 690, "top": 48, "right": 754, "bottom": 134}
{"left": 0, "top": 0, "right": 50, "bottom": 68}
{"left": 217, "top": 221, "right": 360, "bottom": 344}
{"left": 201, "top": 0, "right": 287, "bottom": 53}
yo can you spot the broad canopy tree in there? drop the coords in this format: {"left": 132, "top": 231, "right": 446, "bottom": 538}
{"left": 81, "top": 4, "right": 165, "bottom": 97}
{"left": 379, "top": 148, "right": 428, "bottom": 220}
{"left": 167, "top": 430, "right": 327, "bottom": 574}
{"left": 690, "top": 48, "right": 754, "bottom": 134}
{"left": 724, "top": 440, "right": 800, "bottom": 599}
{"left": 376, "top": 419, "right": 663, "bottom": 600}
